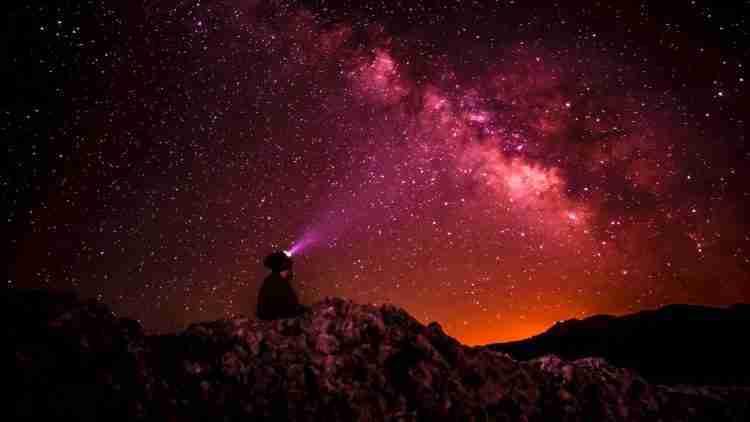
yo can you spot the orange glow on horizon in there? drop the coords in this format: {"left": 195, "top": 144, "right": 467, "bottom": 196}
{"left": 446, "top": 319, "right": 554, "bottom": 346}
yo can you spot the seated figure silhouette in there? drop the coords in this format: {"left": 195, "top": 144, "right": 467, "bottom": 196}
{"left": 256, "top": 251, "right": 307, "bottom": 320}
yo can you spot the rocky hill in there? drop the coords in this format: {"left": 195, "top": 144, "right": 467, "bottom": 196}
{"left": 8, "top": 289, "right": 750, "bottom": 421}
{"left": 487, "top": 304, "right": 750, "bottom": 386}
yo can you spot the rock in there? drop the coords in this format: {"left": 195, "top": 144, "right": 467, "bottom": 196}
{"left": 315, "top": 333, "right": 339, "bottom": 354}
{"left": 6, "top": 288, "right": 750, "bottom": 421}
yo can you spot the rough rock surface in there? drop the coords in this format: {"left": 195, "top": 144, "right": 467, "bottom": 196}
{"left": 8, "top": 289, "right": 750, "bottom": 421}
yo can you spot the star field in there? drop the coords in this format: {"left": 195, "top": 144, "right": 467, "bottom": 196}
{"left": 5, "top": 0, "right": 749, "bottom": 344}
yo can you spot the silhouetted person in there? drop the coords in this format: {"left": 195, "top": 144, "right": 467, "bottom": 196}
{"left": 256, "top": 251, "right": 307, "bottom": 320}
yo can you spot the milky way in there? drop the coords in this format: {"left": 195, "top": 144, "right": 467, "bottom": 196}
{"left": 6, "top": 1, "right": 749, "bottom": 344}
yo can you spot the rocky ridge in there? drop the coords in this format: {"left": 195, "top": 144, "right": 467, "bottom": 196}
{"left": 488, "top": 303, "right": 750, "bottom": 386}
{"left": 8, "top": 289, "right": 750, "bottom": 421}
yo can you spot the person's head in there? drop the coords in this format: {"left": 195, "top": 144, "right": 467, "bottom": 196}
{"left": 263, "top": 251, "right": 293, "bottom": 274}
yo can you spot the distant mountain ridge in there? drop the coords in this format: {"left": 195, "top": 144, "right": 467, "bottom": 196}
{"left": 487, "top": 303, "right": 750, "bottom": 386}
{"left": 8, "top": 289, "right": 750, "bottom": 421}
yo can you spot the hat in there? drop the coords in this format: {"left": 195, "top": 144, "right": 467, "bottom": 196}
{"left": 264, "top": 251, "right": 293, "bottom": 272}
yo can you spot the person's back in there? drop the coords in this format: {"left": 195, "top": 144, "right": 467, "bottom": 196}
{"left": 257, "top": 271, "right": 303, "bottom": 319}
{"left": 256, "top": 251, "right": 307, "bottom": 320}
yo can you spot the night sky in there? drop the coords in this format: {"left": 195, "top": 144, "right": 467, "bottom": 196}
{"left": 5, "top": 1, "right": 749, "bottom": 345}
